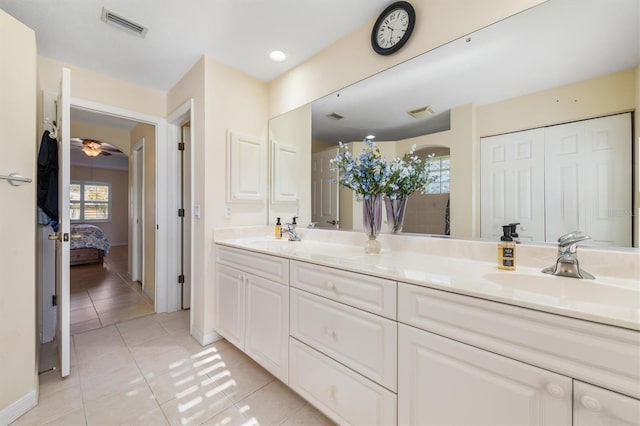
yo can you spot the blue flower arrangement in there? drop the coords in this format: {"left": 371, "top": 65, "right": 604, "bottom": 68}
{"left": 330, "top": 140, "right": 391, "bottom": 198}
{"left": 330, "top": 140, "right": 433, "bottom": 199}
{"left": 386, "top": 145, "right": 435, "bottom": 199}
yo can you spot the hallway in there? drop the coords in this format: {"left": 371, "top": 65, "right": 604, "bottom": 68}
{"left": 70, "top": 245, "right": 154, "bottom": 335}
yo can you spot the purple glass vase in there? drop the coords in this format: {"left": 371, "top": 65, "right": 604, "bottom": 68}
{"left": 384, "top": 195, "right": 408, "bottom": 234}
{"left": 362, "top": 194, "right": 383, "bottom": 254}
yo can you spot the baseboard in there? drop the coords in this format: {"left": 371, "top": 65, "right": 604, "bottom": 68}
{"left": 191, "top": 327, "right": 223, "bottom": 346}
{"left": 0, "top": 389, "right": 37, "bottom": 425}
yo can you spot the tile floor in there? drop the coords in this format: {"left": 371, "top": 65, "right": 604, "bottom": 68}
{"left": 70, "top": 245, "right": 155, "bottom": 335}
{"left": 19, "top": 311, "right": 335, "bottom": 425}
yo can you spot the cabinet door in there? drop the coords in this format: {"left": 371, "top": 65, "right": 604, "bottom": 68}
{"left": 245, "top": 275, "right": 289, "bottom": 383}
{"left": 398, "top": 324, "right": 572, "bottom": 426}
{"left": 215, "top": 264, "right": 245, "bottom": 349}
{"left": 574, "top": 381, "right": 640, "bottom": 425}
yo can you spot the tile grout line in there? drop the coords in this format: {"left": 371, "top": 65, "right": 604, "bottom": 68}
{"left": 113, "top": 318, "right": 173, "bottom": 426}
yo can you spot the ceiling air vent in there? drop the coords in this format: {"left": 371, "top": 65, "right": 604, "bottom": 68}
{"left": 326, "top": 112, "right": 344, "bottom": 120}
{"left": 101, "top": 8, "right": 148, "bottom": 37}
{"left": 407, "top": 105, "right": 435, "bottom": 119}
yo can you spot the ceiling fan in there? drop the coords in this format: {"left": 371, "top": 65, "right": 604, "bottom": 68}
{"left": 70, "top": 138, "right": 121, "bottom": 157}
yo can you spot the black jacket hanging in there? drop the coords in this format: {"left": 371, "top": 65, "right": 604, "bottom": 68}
{"left": 37, "top": 130, "right": 59, "bottom": 222}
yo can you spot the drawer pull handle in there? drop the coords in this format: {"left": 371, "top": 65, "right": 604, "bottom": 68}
{"left": 546, "top": 383, "right": 565, "bottom": 398}
{"left": 580, "top": 395, "right": 601, "bottom": 412}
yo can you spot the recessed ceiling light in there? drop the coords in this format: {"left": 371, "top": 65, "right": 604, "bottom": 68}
{"left": 269, "top": 51, "right": 287, "bottom": 62}
{"left": 366, "top": 135, "right": 376, "bottom": 140}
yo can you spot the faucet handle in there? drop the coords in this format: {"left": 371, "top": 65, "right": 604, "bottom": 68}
{"left": 558, "top": 231, "right": 591, "bottom": 247}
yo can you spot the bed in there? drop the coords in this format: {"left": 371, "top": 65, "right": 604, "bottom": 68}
{"left": 70, "top": 224, "right": 111, "bottom": 266}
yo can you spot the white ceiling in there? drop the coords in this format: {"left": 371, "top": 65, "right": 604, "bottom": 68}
{"left": 312, "top": 0, "right": 640, "bottom": 143}
{"left": 0, "top": 0, "right": 390, "bottom": 90}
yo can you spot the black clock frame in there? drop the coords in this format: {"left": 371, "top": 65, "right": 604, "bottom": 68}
{"left": 371, "top": 1, "right": 416, "bottom": 56}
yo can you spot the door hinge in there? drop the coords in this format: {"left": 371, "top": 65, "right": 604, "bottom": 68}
{"left": 178, "top": 142, "right": 185, "bottom": 151}
{"left": 52, "top": 295, "right": 57, "bottom": 306}
{"left": 178, "top": 275, "right": 185, "bottom": 284}
{"left": 178, "top": 208, "right": 185, "bottom": 217}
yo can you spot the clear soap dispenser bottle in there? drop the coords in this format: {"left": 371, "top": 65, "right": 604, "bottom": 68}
{"left": 275, "top": 217, "right": 282, "bottom": 239}
{"left": 498, "top": 225, "right": 516, "bottom": 271}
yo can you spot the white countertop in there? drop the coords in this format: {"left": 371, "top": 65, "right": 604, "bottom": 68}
{"left": 214, "top": 236, "right": 640, "bottom": 331}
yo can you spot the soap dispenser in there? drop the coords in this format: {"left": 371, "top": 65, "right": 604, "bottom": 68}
{"left": 498, "top": 225, "right": 516, "bottom": 271}
{"left": 509, "top": 223, "right": 521, "bottom": 244}
{"left": 275, "top": 217, "right": 282, "bottom": 239}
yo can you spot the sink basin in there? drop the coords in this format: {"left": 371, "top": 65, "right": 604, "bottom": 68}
{"left": 483, "top": 272, "right": 639, "bottom": 309}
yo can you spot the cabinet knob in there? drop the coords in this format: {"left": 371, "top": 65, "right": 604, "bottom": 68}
{"left": 546, "top": 383, "right": 565, "bottom": 398}
{"left": 580, "top": 395, "right": 602, "bottom": 412}
{"left": 326, "top": 327, "right": 336, "bottom": 336}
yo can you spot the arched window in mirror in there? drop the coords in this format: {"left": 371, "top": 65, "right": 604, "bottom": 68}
{"left": 403, "top": 147, "right": 450, "bottom": 235}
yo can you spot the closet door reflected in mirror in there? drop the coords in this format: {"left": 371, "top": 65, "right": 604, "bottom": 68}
{"left": 481, "top": 113, "right": 632, "bottom": 247}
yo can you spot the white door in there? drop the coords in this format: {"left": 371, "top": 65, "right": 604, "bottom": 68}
{"left": 481, "top": 128, "right": 545, "bottom": 242}
{"left": 545, "top": 113, "right": 631, "bottom": 246}
{"left": 180, "top": 122, "right": 191, "bottom": 309}
{"left": 54, "top": 68, "right": 71, "bottom": 377}
{"left": 398, "top": 324, "right": 572, "bottom": 426}
{"left": 311, "top": 149, "right": 339, "bottom": 228}
{"left": 245, "top": 275, "right": 289, "bottom": 383}
{"left": 131, "top": 140, "right": 144, "bottom": 283}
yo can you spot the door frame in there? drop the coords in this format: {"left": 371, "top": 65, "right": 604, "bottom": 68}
{"left": 168, "top": 99, "right": 194, "bottom": 315}
{"left": 70, "top": 97, "right": 174, "bottom": 312}
{"left": 131, "top": 139, "right": 144, "bottom": 284}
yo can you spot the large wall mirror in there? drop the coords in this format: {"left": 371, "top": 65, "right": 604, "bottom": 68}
{"left": 268, "top": 0, "right": 639, "bottom": 249}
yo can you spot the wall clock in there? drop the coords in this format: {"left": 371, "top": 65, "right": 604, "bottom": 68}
{"left": 371, "top": 1, "right": 416, "bottom": 56}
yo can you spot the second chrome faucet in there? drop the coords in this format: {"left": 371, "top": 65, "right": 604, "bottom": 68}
{"left": 542, "top": 231, "right": 595, "bottom": 279}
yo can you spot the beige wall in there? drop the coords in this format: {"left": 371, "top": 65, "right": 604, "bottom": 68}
{"left": 0, "top": 9, "right": 37, "bottom": 420}
{"left": 268, "top": 0, "right": 546, "bottom": 117}
{"left": 37, "top": 57, "right": 166, "bottom": 118}
{"left": 130, "top": 123, "right": 156, "bottom": 300}
{"left": 167, "top": 57, "right": 269, "bottom": 339}
{"left": 70, "top": 166, "right": 129, "bottom": 246}
{"left": 397, "top": 104, "right": 477, "bottom": 237}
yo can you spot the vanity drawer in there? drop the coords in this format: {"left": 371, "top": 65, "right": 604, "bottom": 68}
{"left": 398, "top": 283, "right": 640, "bottom": 399}
{"left": 216, "top": 245, "right": 289, "bottom": 284}
{"left": 290, "top": 288, "right": 397, "bottom": 391}
{"left": 290, "top": 260, "right": 396, "bottom": 319}
{"left": 289, "top": 337, "right": 397, "bottom": 426}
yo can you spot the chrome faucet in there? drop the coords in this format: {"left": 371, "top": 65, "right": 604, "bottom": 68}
{"left": 542, "top": 231, "right": 595, "bottom": 279}
{"left": 281, "top": 217, "right": 301, "bottom": 241}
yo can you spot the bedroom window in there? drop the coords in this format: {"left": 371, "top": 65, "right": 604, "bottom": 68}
{"left": 70, "top": 181, "right": 111, "bottom": 222}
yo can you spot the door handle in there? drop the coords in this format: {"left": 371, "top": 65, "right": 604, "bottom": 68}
{"left": 48, "top": 233, "right": 61, "bottom": 241}
{"left": 71, "top": 234, "right": 81, "bottom": 240}
{"left": 327, "top": 220, "right": 339, "bottom": 225}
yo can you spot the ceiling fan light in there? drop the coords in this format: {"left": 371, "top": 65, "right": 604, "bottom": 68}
{"left": 82, "top": 146, "right": 102, "bottom": 157}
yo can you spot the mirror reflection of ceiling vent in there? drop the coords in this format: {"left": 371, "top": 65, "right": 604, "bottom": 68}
{"left": 101, "top": 8, "right": 148, "bottom": 37}
{"left": 408, "top": 105, "right": 435, "bottom": 118}
{"left": 326, "top": 112, "right": 344, "bottom": 120}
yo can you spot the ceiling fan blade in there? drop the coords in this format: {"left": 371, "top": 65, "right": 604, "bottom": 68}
{"left": 101, "top": 151, "right": 112, "bottom": 156}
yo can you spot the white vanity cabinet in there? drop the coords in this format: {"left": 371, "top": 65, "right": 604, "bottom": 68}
{"left": 573, "top": 381, "right": 640, "bottom": 426}
{"left": 398, "top": 282, "right": 640, "bottom": 426}
{"left": 215, "top": 246, "right": 290, "bottom": 383}
{"left": 398, "top": 323, "right": 572, "bottom": 425}
{"left": 289, "top": 260, "right": 398, "bottom": 425}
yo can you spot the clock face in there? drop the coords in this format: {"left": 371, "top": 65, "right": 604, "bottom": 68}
{"left": 371, "top": 1, "right": 415, "bottom": 55}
